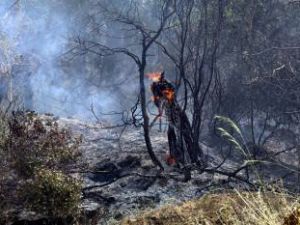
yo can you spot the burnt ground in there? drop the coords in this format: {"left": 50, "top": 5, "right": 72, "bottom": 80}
{"left": 52, "top": 116, "right": 231, "bottom": 224}
{"left": 14, "top": 115, "right": 300, "bottom": 225}
{"left": 45, "top": 115, "right": 299, "bottom": 225}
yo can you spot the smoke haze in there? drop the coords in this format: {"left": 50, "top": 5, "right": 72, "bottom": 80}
{"left": 0, "top": 0, "right": 138, "bottom": 121}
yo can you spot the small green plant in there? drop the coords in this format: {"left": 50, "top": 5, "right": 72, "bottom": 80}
{"left": 215, "top": 115, "right": 267, "bottom": 185}
{"left": 214, "top": 115, "right": 249, "bottom": 157}
{"left": 22, "top": 168, "right": 82, "bottom": 219}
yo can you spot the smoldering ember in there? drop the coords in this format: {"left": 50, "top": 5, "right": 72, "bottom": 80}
{"left": 1, "top": 1, "right": 300, "bottom": 225}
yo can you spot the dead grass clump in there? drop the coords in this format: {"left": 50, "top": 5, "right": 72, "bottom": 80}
{"left": 122, "top": 190, "right": 300, "bottom": 225}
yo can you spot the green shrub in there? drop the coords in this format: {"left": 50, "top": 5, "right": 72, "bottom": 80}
{"left": 0, "top": 110, "right": 83, "bottom": 223}
{"left": 6, "top": 111, "right": 82, "bottom": 177}
{"left": 22, "top": 168, "right": 82, "bottom": 218}
{"left": 0, "top": 112, "right": 8, "bottom": 150}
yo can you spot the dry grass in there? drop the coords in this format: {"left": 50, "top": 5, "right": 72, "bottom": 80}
{"left": 121, "top": 190, "right": 300, "bottom": 225}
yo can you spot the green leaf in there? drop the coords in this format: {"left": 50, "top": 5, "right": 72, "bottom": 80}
{"left": 215, "top": 115, "right": 242, "bottom": 136}
{"left": 217, "top": 127, "right": 247, "bottom": 157}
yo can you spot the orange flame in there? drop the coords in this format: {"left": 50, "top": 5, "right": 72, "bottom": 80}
{"left": 165, "top": 154, "right": 176, "bottom": 166}
{"left": 146, "top": 72, "right": 162, "bottom": 82}
{"left": 151, "top": 95, "right": 160, "bottom": 102}
{"left": 163, "top": 88, "right": 175, "bottom": 103}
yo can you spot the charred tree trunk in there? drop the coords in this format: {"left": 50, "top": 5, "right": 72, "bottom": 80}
{"left": 139, "top": 53, "right": 164, "bottom": 171}
{"left": 166, "top": 100, "right": 203, "bottom": 166}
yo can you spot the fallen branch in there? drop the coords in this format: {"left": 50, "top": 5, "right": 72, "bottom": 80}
{"left": 82, "top": 169, "right": 191, "bottom": 192}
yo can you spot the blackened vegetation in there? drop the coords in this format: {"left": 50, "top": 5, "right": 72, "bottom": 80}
{"left": 74, "top": 0, "right": 300, "bottom": 192}
{"left": 75, "top": 0, "right": 175, "bottom": 171}
{"left": 74, "top": 0, "right": 226, "bottom": 176}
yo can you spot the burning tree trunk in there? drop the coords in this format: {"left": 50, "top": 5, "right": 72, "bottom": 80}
{"left": 150, "top": 72, "right": 203, "bottom": 167}
{"left": 75, "top": 0, "right": 174, "bottom": 171}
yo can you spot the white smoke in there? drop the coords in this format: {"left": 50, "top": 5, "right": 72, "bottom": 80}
{"left": 0, "top": 0, "right": 135, "bottom": 121}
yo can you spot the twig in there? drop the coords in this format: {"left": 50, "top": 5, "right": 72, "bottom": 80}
{"left": 244, "top": 46, "right": 300, "bottom": 56}
{"left": 82, "top": 172, "right": 162, "bottom": 192}
{"left": 6, "top": 0, "right": 20, "bottom": 12}
{"left": 90, "top": 103, "right": 101, "bottom": 122}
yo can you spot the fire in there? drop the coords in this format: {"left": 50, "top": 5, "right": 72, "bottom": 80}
{"left": 151, "top": 95, "right": 160, "bottom": 102}
{"left": 165, "top": 154, "right": 176, "bottom": 166}
{"left": 162, "top": 88, "right": 175, "bottom": 103}
{"left": 146, "top": 72, "right": 162, "bottom": 82}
